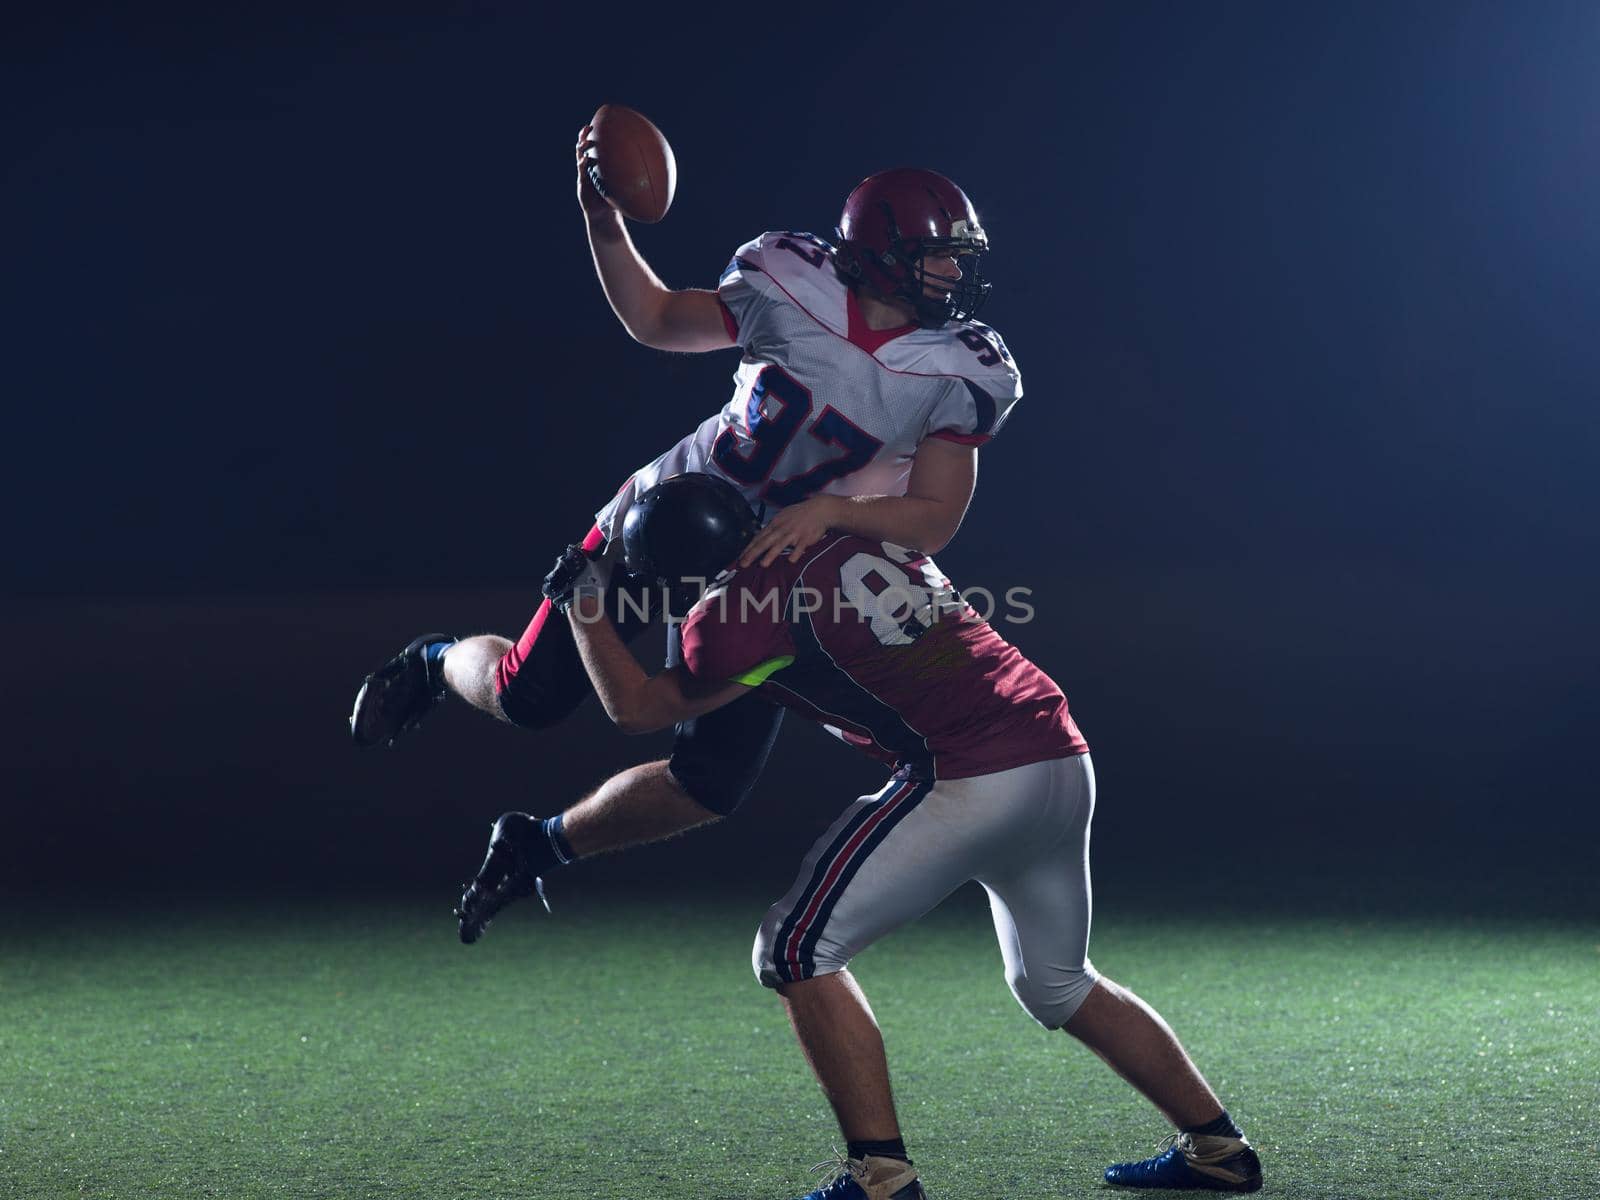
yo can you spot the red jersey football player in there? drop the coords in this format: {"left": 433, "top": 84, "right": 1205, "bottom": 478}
{"left": 350, "top": 129, "right": 1025, "bottom": 836}
{"left": 455, "top": 475, "right": 1264, "bottom": 1198}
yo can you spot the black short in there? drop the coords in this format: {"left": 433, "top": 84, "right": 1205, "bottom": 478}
{"left": 663, "top": 621, "right": 784, "bottom": 816}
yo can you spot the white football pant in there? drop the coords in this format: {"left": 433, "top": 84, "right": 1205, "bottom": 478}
{"left": 753, "top": 753, "right": 1098, "bottom": 1029}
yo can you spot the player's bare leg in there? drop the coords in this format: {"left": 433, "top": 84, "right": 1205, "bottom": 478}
{"left": 776, "top": 969, "right": 924, "bottom": 1199}
{"left": 455, "top": 761, "right": 719, "bottom": 943}
{"left": 352, "top": 631, "right": 527, "bottom": 746}
{"left": 1062, "top": 976, "right": 1223, "bottom": 1128}
{"left": 438, "top": 634, "right": 515, "bottom": 720}
{"left": 1067, "top": 977, "right": 1262, "bottom": 1191}
{"left": 559, "top": 760, "right": 720, "bottom": 857}
{"left": 778, "top": 969, "right": 902, "bottom": 1143}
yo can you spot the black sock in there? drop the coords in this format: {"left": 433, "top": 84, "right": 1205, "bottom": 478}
{"left": 847, "top": 1137, "right": 910, "bottom": 1164}
{"left": 1183, "top": 1110, "right": 1243, "bottom": 1139}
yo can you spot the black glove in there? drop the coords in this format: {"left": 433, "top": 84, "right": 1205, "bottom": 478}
{"left": 542, "top": 542, "right": 613, "bottom": 613}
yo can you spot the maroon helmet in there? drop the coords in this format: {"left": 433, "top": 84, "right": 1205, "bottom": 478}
{"left": 834, "top": 167, "right": 991, "bottom": 326}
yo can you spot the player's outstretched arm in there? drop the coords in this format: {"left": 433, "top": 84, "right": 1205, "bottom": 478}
{"left": 739, "top": 438, "right": 978, "bottom": 567}
{"left": 585, "top": 214, "right": 734, "bottom": 352}
{"left": 577, "top": 124, "right": 735, "bottom": 354}
{"left": 565, "top": 595, "right": 748, "bottom": 734}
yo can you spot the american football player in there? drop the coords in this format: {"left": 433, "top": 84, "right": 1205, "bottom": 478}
{"left": 456, "top": 474, "right": 1264, "bottom": 1197}
{"left": 350, "top": 133, "right": 1025, "bottom": 835}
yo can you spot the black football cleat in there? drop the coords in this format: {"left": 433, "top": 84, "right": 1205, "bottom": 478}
{"left": 455, "top": 812, "right": 550, "bottom": 944}
{"left": 349, "top": 633, "right": 456, "bottom": 748}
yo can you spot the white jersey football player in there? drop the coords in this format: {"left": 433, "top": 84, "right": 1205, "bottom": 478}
{"left": 595, "top": 222, "right": 1021, "bottom": 551}
{"left": 349, "top": 133, "right": 1026, "bottom": 844}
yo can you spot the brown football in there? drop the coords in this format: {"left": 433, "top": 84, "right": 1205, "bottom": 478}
{"left": 586, "top": 103, "right": 677, "bottom": 223}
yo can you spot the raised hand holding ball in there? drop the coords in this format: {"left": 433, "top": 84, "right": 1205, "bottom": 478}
{"left": 576, "top": 104, "right": 677, "bottom": 223}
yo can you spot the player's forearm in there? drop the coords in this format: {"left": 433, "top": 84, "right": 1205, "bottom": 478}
{"left": 829, "top": 438, "right": 976, "bottom": 554}
{"left": 584, "top": 211, "right": 673, "bottom": 346}
{"left": 568, "top": 604, "right": 655, "bottom": 731}
{"left": 567, "top": 606, "right": 690, "bottom": 734}
{"left": 830, "top": 494, "right": 968, "bottom": 555}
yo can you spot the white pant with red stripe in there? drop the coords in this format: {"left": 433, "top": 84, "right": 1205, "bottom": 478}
{"left": 752, "top": 753, "right": 1098, "bottom": 1029}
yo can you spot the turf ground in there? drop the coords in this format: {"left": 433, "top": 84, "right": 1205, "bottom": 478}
{"left": 2, "top": 888, "right": 1596, "bottom": 1200}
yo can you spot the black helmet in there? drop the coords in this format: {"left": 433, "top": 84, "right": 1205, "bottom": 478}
{"left": 622, "top": 473, "right": 760, "bottom": 592}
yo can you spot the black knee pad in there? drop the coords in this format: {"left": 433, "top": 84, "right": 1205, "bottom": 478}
{"left": 661, "top": 619, "right": 784, "bottom": 815}
{"left": 667, "top": 691, "right": 785, "bottom": 816}
{"left": 495, "top": 670, "right": 586, "bottom": 731}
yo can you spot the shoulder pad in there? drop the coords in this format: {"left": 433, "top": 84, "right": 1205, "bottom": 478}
{"left": 721, "top": 230, "right": 847, "bottom": 330}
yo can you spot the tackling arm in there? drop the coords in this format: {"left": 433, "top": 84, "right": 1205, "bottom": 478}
{"left": 740, "top": 437, "right": 978, "bottom": 567}
{"left": 566, "top": 597, "right": 750, "bottom": 734}
{"left": 834, "top": 436, "right": 977, "bottom": 553}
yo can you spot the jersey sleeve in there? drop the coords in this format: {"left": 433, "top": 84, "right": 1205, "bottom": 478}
{"left": 715, "top": 232, "right": 784, "bottom": 347}
{"left": 925, "top": 322, "right": 1023, "bottom": 445}
{"left": 679, "top": 574, "right": 796, "bottom": 685}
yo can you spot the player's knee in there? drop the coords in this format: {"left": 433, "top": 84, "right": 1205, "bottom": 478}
{"left": 668, "top": 756, "right": 754, "bottom": 817}
{"left": 667, "top": 700, "right": 782, "bottom": 816}
{"left": 494, "top": 657, "right": 582, "bottom": 730}
{"left": 1006, "top": 960, "right": 1099, "bottom": 1029}
{"left": 751, "top": 911, "right": 850, "bottom": 989}
{"left": 493, "top": 682, "right": 565, "bottom": 730}
{"left": 752, "top": 910, "right": 785, "bottom": 988}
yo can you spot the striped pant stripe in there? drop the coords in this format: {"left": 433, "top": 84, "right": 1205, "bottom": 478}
{"left": 772, "top": 777, "right": 932, "bottom": 983}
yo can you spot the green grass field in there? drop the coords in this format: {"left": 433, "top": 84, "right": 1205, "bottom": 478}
{"left": 2, "top": 889, "right": 1596, "bottom": 1200}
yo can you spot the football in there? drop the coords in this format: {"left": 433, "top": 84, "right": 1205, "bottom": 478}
{"left": 586, "top": 103, "right": 677, "bottom": 223}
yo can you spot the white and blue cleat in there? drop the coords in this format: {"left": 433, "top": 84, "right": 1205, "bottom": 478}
{"left": 795, "top": 1155, "right": 926, "bottom": 1200}
{"left": 1104, "top": 1132, "right": 1263, "bottom": 1192}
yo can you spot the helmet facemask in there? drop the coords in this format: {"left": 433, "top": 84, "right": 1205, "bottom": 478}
{"left": 906, "top": 228, "right": 991, "bottom": 326}
{"left": 840, "top": 207, "right": 992, "bottom": 327}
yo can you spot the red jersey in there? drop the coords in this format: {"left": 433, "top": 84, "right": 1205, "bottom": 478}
{"left": 678, "top": 534, "right": 1087, "bottom": 781}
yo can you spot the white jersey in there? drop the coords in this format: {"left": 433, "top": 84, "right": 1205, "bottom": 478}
{"left": 594, "top": 230, "right": 1022, "bottom": 540}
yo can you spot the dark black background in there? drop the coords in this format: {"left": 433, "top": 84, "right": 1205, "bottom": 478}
{"left": 6, "top": 2, "right": 1597, "bottom": 909}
